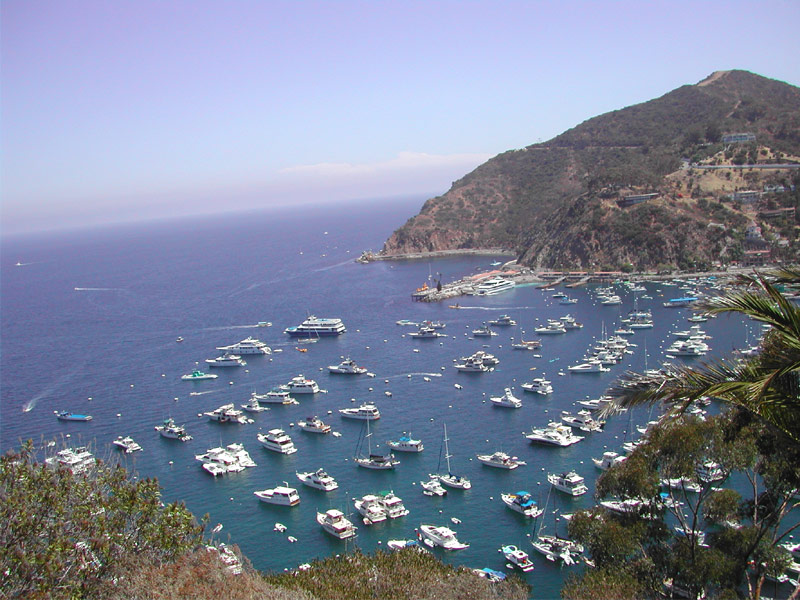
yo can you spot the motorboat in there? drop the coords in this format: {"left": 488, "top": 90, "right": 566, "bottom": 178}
{"left": 430, "top": 424, "right": 471, "bottom": 489}
{"left": 696, "top": 461, "right": 726, "bottom": 483}
{"left": 339, "top": 403, "right": 381, "bottom": 420}
{"left": 354, "top": 494, "right": 387, "bottom": 524}
{"left": 521, "top": 378, "right": 553, "bottom": 395}
{"left": 409, "top": 326, "right": 445, "bottom": 339}
{"left": 418, "top": 524, "right": 469, "bottom": 550}
{"left": 561, "top": 410, "right": 604, "bottom": 432}
{"left": 476, "top": 451, "right": 526, "bottom": 469}
{"left": 257, "top": 321, "right": 272, "bottom": 327}
{"left": 387, "top": 539, "right": 428, "bottom": 553}
{"left": 328, "top": 358, "right": 368, "bottom": 374}
{"left": 531, "top": 535, "right": 583, "bottom": 565}
{"left": 511, "top": 338, "right": 542, "bottom": 351}
{"left": 396, "top": 319, "right": 419, "bottom": 326}
{"left": 599, "top": 295, "right": 622, "bottom": 306}
{"left": 559, "top": 296, "right": 578, "bottom": 305}
{"left": 490, "top": 387, "right": 522, "bottom": 408}
{"left": 297, "top": 416, "right": 332, "bottom": 434}
{"left": 548, "top": 471, "right": 589, "bottom": 496}
{"left": 296, "top": 468, "right": 338, "bottom": 491}
{"left": 204, "top": 403, "right": 251, "bottom": 424}
{"left": 488, "top": 314, "right": 516, "bottom": 326}
{"left": 471, "top": 323, "right": 497, "bottom": 337}
{"left": 567, "top": 359, "right": 610, "bottom": 373}
{"left": 216, "top": 336, "right": 271, "bottom": 355}
{"left": 54, "top": 411, "right": 92, "bottom": 422}
{"left": 559, "top": 314, "right": 583, "bottom": 329}
{"left": 154, "top": 418, "right": 192, "bottom": 441}
{"left": 317, "top": 509, "right": 357, "bottom": 539}
{"left": 534, "top": 321, "right": 567, "bottom": 335}
{"left": 500, "top": 545, "right": 535, "bottom": 572}
{"left": 661, "top": 477, "right": 702, "bottom": 494}
{"left": 257, "top": 429, "right": 297, "bottom": 454}
{"left": 421, "top": 320, "right": 446, "bottom": 329}
{"left": 471, "top": 350, "right": 499, "bottom": 365}
{"left": 525, "top": 422, "right": 584, "bottom": 446}
{"left": 379, "top": 491, "right": 409, "bottom": 519}
{"left": 474, "top": 277, "right": 516, "bottom": 296}
{"left": 501, "top": 491, "right": 543, "bottom": 518}
{"left": 387, "top": 433, "right": 424, "bottom": 452}
{"left": 280, "top": 375, "right": 322, "bottom": 394}
{"left": 420, "top": 478, "right": 447, "bottom": 496}
{"left": 181, "top": 369, "right": 219, "bottom": 381}
{"left": 46, "top": 447, "right": 95, "bottom": 474}
{"left": 285, "top": 315, "right": 346, "bottom": 337}
{"left": 577, "top": 396, "right": 614, "bottom": 412}
{"left": 592, "top": 451, "right": 626, "bottom": 470}
{"left": 205, "top": 354, "right": 246, "bottom": 368}
{"left": 241, "top": 395, "right": 269, "bottom": 413}
{"left": 259, "top": 389, "right": 299, "bottom": 405}
{"left": 113, "top": 436, "right": 142, "bottom": 453}
{"left": 195, "top": 447, "right": 247, "bottom": 476}
{"left": 454, "top": 356, "right": 489, "bottom": 372}
{"left": 254, "top": 484, "right": 300, "bottom": 506}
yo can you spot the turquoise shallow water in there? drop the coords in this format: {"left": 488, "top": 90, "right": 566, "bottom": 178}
{"left": 0, "top": 198, "right": 756, "bottom": 598}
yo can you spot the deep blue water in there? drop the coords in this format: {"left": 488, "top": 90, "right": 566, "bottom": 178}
{"left": 1, "top": 198, "right": 757, "bottom": 598}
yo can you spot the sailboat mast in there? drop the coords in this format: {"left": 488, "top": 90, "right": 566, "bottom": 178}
{"left": 443, "top": 423, "right": 452, "bottom": 472}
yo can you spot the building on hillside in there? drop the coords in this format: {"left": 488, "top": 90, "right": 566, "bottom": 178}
{"left": 616, "top": 193, "right": 658, "bottom": 208}
{"left": 745, "top": 223, "right": 763, "bottom": 240}
{"left": 722, "top": 133, "right": 756, "bottom": 144}
{"left": 742, "top": 249, "right": 771, "bottom": 266}
{"left": 760, "top": 207, "right": 796, "bottom": 220}
{"left": 730, "top": 190, "right": 761, "bottom": 204}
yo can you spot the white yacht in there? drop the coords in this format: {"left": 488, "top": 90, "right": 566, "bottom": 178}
{"left": 420, "top": 478, "right": 447, "bottom": 496}
{"left": 531, "top": 535, "right": 583, "bottom": 565}
{"left": 521, "top": 378, "right": 553, "bottom": 395}
{"left": 476, "top": 451, "right": 526, "bottom": 469}
{"left": 379, "top": 491, "right": 409, "bottom": 519}
{"left": 257, "top": 429, "right": 297, "bottom": 454}
{"left": 568, "top": 359, "right": 610, "bottom": 373}
{"left": 339, "top": 403, "right": 381, "bottom": 420}
{"left": 259, "top": 389, "right": 299, "bottom": 405}
{"left": 280, "top": 375, "right": 322, "bottom": 394}
{"left": 217, "top": 336, "right": 271, "bottom": 355}
{"left": 296, "top": 468, "right": 338, "bottom": 491}
{"left": 328, "top": 358, "right": 368, "bottom": 374}
{"left": 454, "top": 356, "right": 489, "bottom": 372}
{"left": 46, "top": 447, "right": 95, "bottom": 474}
{"left": 471, "top": 323, "right": 497, "bottom": 337}
{"left": 205, "top": 354, "right": 246, "bottom": 368}
{"left": 511, "top": 338, "right": 542, "bottom": 351}
{"left": 488, "top": 314, "right": 516, "bottom": 326}
{"left": 317, "top": 509, "right": 357, "bottom": 539}
{"left": 474, "top": 277, "right": 516, "bottom": 296}
{"left": 490, "top": 387, "right": 522, "bottom": 408}
{"left": 113, "top": 436, "right": 142, "bottom": 453}
{"left": 204, "top": 403, "right": 251, "bottom": 424}
{"left": 254, "top": 485, "right": 300, "bottom": 506}
{"left": 387, "top": 433, "right": 424, "bottom": 452}
{"left": 661, "top": 477, "right": 702, "bottom": 494}
{"left": 430, "top": 424, "right": 471, "bottom": 489}
{"left": 285, "top": 315, "right": 346, "bottom": 337}
{"left": 181, "top": 369, "right": 218, "bottom": 381}
{"left": 525, "top": 422, "right": 584, "bottom": 446}
{"left": 354, "top": 494, "right": 387, "bottom": 524}
{"left": 471, "top": 350, "right": 500, "bottom": 365}
{"left": 418, "top": 525, "right": 469, "bottom": 550}
{"left": 535, "top": 321, "right": 567, "bottom": 335}
{"left": 241, "top": 395, "right": 269, "bottom": 413}
{"left": 501, "top": 545, "right": 535, "bottom": 572}
{"left": 195, "top": 446, "right": 248, "bottom": 476}
{"left": 548, "top": 471, "right": 589, "bottom": 496}
{"left": 501, "top": 491, "right": 543, "bottom": 518}
{"left": 409, "top": 326, "right": 445, "bottom": 339}
{"left": 226, "top": 442, "right": 257, "bottom": 467}
{"left": 297, "top": 416, "right": 332, "bottom": 434}
{"left": 154, "top": 418, "right": 192, "bottom": 441}
{"left": 561, "top": 410, "right": 604, "bottom": 432}
{"left": 592, "top": 451, "right": 627, "bottom": 470}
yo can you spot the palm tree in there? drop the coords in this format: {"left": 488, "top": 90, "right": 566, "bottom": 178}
{"left": 604, "top": 268, "right": 800, "bottom": 443}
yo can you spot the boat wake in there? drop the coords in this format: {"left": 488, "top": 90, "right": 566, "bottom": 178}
{"left": 73, "top": 287, "right": 124, "bottom": 292}
{"left": 311, "top": 258, "right": 353, "bottom": 273}
{"left": 385, "top": 372, "right": 444, "bottom": 380}
{"left": 189, "top": 391, "right": 215, "bottom": 397}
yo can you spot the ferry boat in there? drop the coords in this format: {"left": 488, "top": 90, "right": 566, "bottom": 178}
{"left": 548, "top": 471, "right": 589, "bottom": 496}
{"left": 113, "top": 436, "right": 142, "bottom": 453}
{"left": 476, "top": 451, "right": 526, "bottom": 469}
{"left": 205, "top": 354, "right": 246, "bottom": 368}
{"left": 490, "top": 388, "right": 522, "bottom": 408}
{"left": 317, "top": 509, "right": 357, "bottom": 539}
{"left": 328, "top": 358, "right": 368, "bottom": 374}
{"left": 339, "top": 403, "right": 380, "bottom": 420}
{"left": 297, "top": 416, "right": 331, "bottom": 434}
{"left": 258, "top": 429, "right": 297, "bottom": 454}
{"left": 418, "top": 525, "right": 469, "bottom": 550}
{"left": 521, "top": 378, "right": 553, "bottom": 395}
{"left": 254, "top": 484, "right": 300, "bottom": 506}
{"left": 280, "top": 375, "right": 322, "bottom": 394}
{"left": 525, "top": 422, "right": 584, "bottom": 446}
{"left": 46, "top": 447, "right": 95, "bottom": 474}
{"left": 488, "top": 314, "right": 516, "bottom": 326}
{"left": 387, "top": 433, "right": 424, "bottom": 452}
{"left": 54, "top": 411, "right": 92, "bottom": 422}
{"left": 500, "top": 545, "right": 535, "bottom": 572}
{"left": 154, "top": 418, "right": 193, "bottom": 441}
{"left": 501, "top": 491, "right": 543, "bottom": 518}
{"left": 181, "top": 369, "right": 219, "bottom": 381}
{"left": 296, "top": 468, "right": 339, "bottom": 491}
{"left": 216, "top": 336, "right": 271, "bottom": 355}
{"left": 285, "top": 315, "right": 346, "bottom": 337}
{"left": 474, "top": 277, "right": 516, "bottom": 296}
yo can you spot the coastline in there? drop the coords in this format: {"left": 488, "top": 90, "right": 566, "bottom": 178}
{"left": 356, "top": 248, "right": 516, "bottom": 263}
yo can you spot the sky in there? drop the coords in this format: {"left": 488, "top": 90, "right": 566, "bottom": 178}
{"left": 2, "top": 1, "right": 799, "bottom": 234}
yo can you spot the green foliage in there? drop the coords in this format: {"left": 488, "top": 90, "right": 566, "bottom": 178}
{"left": 0, "top": 441, "right": 205, "bottom": 599}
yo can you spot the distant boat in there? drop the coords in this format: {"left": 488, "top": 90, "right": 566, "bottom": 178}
{"left": 54, "top": 411, "right": 92, "bottom": 422}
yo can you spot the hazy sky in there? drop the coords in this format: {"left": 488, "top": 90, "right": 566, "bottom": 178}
{"left": 2, "top": 1, "right": 799, "bottom": 233}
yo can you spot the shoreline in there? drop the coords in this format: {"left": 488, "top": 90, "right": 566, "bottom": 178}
{"left": 356, "top": 248, "right": 516, "bottom": 263}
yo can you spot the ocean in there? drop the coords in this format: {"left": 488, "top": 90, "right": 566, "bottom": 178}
{"left": 0, "top": 197, "right": 755, "bottom": 598}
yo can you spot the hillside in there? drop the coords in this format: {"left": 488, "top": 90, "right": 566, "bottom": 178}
{"left": 380, "top": 70, "right": 800, "bottom": 271}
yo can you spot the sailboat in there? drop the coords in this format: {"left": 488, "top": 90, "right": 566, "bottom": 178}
{"left": 530, "top": 488, "right": 583, "bottom": 565}
{"left": 429, "top": 424, "right": 471, "bottom": 489}
{"left": 354, "top": 420, "right": 399, "bottom": 470}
